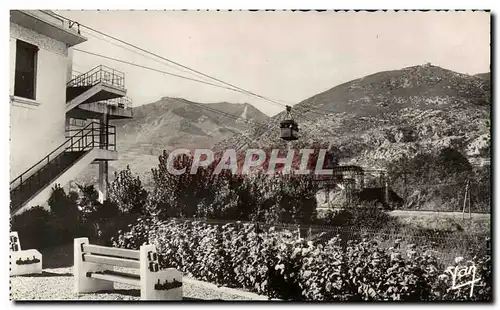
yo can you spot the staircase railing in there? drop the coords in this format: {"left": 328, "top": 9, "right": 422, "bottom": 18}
{"left": 65, "top": 122, "right": 116, "bottom": 152}
{"left": 10, "top": 122, "right": 116, "bottom": 191}
{"left": 67, "top": 65, "right": 125, "bottom": 89}
{"left": 71, "top": 70, "right": 83, "bottom": 80}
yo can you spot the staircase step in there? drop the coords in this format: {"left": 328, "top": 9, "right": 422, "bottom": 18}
{"left": 10, "top": 151, "right": 87, "bottom": 212}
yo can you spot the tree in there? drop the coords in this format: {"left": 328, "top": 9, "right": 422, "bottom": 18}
{"left": 77, "top": 183, "right": 101, "bottom": 219}
{"left": 387, "top": 148, "right": 473, "bottom": 211}
{"left": 108, "top": 165, "right": 149, "bottom": 214}
{"left": 436, "top": 147, "right": 472, "bottom": 181}
{"left": 151, "top": 151, "right": 217, "bottom": 219}
{"left": 149, "top": 149, "right": 320, "bottom": 224}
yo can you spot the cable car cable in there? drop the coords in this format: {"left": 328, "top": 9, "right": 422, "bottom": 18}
{"left": 58, "top": 13, "right": 401, "bottom": 148}
{"left": 56, "top": 12, "right": 347, "bottom": 118}
{"left": 52, "top": 11, "right": 290, "bottom": 110}
{"left": 73, "top": 49, "right": 251, "bottom": 93}
{"left": 81, "top": 30, "right": 225, "bottom": 84}
{"left": 74, "top": 49, "right": 278, "bottom": 131}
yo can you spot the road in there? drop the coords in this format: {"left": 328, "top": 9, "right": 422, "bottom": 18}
{"left": 316, "top": 207, "right": 491, "bottom": 220}
{"left": 388, "top": 210, "right": 490, "bottom": 220}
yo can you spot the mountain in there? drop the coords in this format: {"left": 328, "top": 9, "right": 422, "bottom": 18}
{"left": 113, "top": 97, "right": 268, "bottom": 153}
{"left": 217, "top": 64, "right": 491, "bottom": 169}
{"left": 475, "top": 72, "right": 490, "bottom": 81}
{"left": 76, "top": 65, "right": 490, "bottom": 190}
{"left": 76, "top": 98, "right": 269, "bottom": 186}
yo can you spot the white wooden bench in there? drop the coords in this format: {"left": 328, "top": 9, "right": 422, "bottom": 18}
{"left": 10, "top": 231, "right": 43, "bottom": 276}
{"left": 74, "top": 237, "right": 182, "bottom": 300}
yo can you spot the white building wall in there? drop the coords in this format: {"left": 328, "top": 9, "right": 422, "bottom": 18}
{"left": 10, "top": 22, "right": 70, "bottom": 180}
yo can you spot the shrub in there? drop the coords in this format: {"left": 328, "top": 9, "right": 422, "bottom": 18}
{"left": 150, "top": 151, "right": 218, "bottom": 219}
{"left": 11, "top": 206, "right": 55, "bottom": 249}
{"left": 11, "top": 184, "right": 133, "bottom": 249}
{"left": 48, "top": 184, "right": 79, "bottom": 220}
{"left": 320, "top": 201, "right": 398, "bottom": 230}
{"left": 77, "top": 183, "right": 140, "bottom": 246}
{"left": 12, "top": 185, "right": 85, "bottom": 249}
{"left": 115, "top": 219, "right": 491, "bottom": 301}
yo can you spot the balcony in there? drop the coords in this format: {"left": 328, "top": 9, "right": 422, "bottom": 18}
{"left": 66, "top": 65, "right": 133, "bottom": 119}
{"left": 67, "top": 65, "right": 126, "bottom": 103}
{"left": 68, "top": 96, "right": 133, "bottom": 120}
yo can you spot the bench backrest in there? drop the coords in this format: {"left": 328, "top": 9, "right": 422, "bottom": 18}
{"left": 80, "top": 243, "right": 141, "bottom": 269}
{"left": 75, "top": 238, "right": 160, "bottom": 274}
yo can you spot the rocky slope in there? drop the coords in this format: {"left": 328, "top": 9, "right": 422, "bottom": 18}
{"left": 76, "top": 64, "right": 490, "bottom": 193}
{"left": 217, "top": 64, "right": 491, "bottom": 169}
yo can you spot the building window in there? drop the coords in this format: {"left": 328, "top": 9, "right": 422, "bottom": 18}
{"left": 14, "top": 40, "right": 38, "bottom": 100}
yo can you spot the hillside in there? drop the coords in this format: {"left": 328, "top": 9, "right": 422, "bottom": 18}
{"left": 76, "top": 64, "right": 490, "bottom": 192}
{"left": 475, "top": 72, "right": 490, "bottom": 82}
{"left": 76, "top": 98, "right": 269, "bottom": 186}
{"left": 217, "top": 64, "right": 491, "bottom": 169}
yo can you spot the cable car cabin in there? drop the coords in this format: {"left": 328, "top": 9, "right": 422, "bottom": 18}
{"left": 280, "top": 119, "right": 299, "bottom": 141}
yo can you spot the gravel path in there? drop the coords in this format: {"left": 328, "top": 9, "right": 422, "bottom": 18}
{"left": 10, "top": 267, "right": 254, "bottom": 301}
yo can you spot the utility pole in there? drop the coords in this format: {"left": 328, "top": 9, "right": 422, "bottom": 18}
{"left": 467, "top": 181, "right": 472, "bottom": 219}
{"left": 384, "top": 175, "right": 390, "bottom": 206}
{"left": 403, "top": 171, "right": 408, "bottom": 201}
{"left": 462, "top": 180, "right": 469, "bottom": 221}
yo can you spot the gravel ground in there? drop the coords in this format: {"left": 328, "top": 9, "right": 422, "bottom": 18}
{"left": 10, "top": 267, "right": 254, "bottom": 301}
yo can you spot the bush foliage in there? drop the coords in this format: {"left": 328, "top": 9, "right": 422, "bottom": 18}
{"left": 11, "top": 168, "right": 147, "bottom": 249}
{"left": 10, "top": 144, "right": 492, "bottom": 301}
{"left": 149, "top": 150, "right": 319, "bottom": 224}
{"left": 114, "top": 219, "right": 491, "bottom": 301}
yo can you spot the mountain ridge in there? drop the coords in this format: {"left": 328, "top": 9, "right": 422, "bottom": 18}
{"left": 216, "top": 64, "right": 491, "bottom": 169}
{"left": 76, "top": 64, "right": 490, "bottom": 187}
{"left": 76, "top": 98, "right": 269, "bottom": 186}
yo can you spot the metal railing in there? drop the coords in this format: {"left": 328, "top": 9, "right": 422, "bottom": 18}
{"left": 97, "top": 96, "right": 133, "bottom": 110}
{"left": 65, "top": 122, "right": 116, "bottom": 152}
{"left": 67, "top": 117, "right": 87, "bottom": 128}
{"left": 67, "top": 65, "right": 125, "bottom": 89}
{"left": 71, "top": 70, "right": 83, "bottom": 81}
{"left": 10, "top": 122, "right": 116, "bottom": 191}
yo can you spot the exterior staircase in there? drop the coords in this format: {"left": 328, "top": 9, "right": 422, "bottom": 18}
{"left": 10, "top": 64, "right": 133, "bottom": 215}
{"left": 10, "top": 122, "right": 117, "bottom": 215}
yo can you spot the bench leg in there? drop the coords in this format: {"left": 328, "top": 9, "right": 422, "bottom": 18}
{"left": 140, "top": 245, "right": 182, "bottom": 300}
{"left": 74, "top": 238, "right": 113, "bottom": 294}
{"left": 10, "top": 249, "right": 42, "bottom": 276}
{"left": 150, "top": 269, "right": 183, "bottom": 300}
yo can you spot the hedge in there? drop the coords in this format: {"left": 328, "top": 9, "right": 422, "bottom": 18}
{"left": 113, "top": 218, "right": 492, "bottom": 301}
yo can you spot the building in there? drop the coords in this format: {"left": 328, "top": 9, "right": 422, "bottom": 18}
{"left": 315, "top": 165, "right": 404, "bottom": 210}
{"left": 10, "top": 10, "right": 133, "bottom": 215}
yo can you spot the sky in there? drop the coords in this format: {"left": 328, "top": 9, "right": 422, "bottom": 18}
{"left": 61, "top": 10, "right": 491, "bottom": 116}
